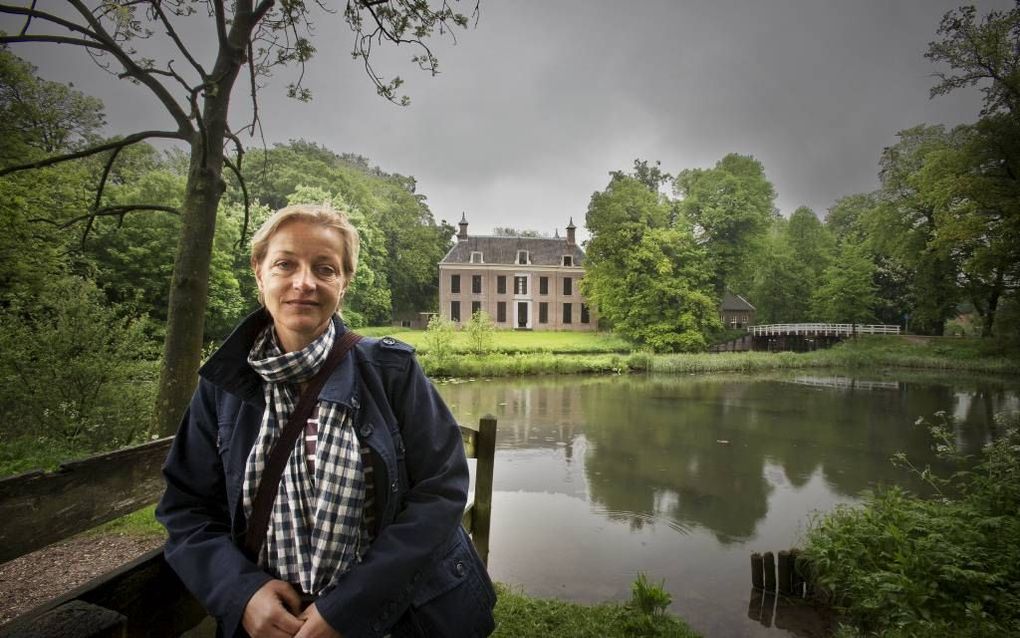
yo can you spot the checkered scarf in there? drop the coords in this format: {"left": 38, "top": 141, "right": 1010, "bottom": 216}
{"left": 243, "top": 321, "right": 366, "bottom": 595}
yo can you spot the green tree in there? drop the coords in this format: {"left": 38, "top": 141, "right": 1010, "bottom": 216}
{"left": 811, "top": 241, "right": 877, "bottom": 325}
{"left": 0, "top": 277, "right": 156, "bottom": 450}
{"left": 745, "top": 225, "right": 809, "bottom": 323}
{"left": 465, "top": 309, "right": 495, "bottom": 355}
{"left": 674, "top": 153, "right": 777, "bottom": 293}
{"left": 583, "top": 173, "right": 720, "bottom": 351}
{"left": 1, "top": 1, "right": 476, "bottom": 436}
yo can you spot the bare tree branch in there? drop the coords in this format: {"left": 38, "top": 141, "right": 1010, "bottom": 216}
{"left": 17, "top": 0, "right": 37, "bottom": 35}
{"left": 213, "top": 0, "right": 229, "bottom": 48}
{"left": 29, "top": 205, "right": 180, "bottom": 230}
{"left": 66, "top": 0, "right": 193, "bottom": 133}
{"left": 222, "top": 154, "right": 252, "bottom": 248}
{"left": 0, "top": 34, "right": 112, "bottom": 50}
{"left": 80, "top": 143, "right": 129, "bottom": 246}
{"left": 253, "top": 0, "right": 276, "bottom": 23}
{"left": 0, "top": 3, "right": 104, "bottom": 40}
{"left": 149, "top": 0, "right": 209, "bottom": 78}
{"left": 0, "top": 130, "right": 186, "bottom": 177}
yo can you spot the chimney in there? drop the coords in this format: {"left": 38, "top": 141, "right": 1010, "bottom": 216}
{"left": 457, "top": 212, "right": 468, "bottom": 241}
{"left": 566, "top": 217, "right": 576, "bottom": 246}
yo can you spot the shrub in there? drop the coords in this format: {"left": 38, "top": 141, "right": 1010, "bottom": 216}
{"left": 802, "top": 411, "right": 1020, "bottom": 636}
{"left": 0, "top": 277, "right": 158, "bottom": 455}
{"left": 465, "top": 309, "right": 495, "bottom": 355}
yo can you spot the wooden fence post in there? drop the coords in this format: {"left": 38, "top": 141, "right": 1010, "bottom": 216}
{"left": 751, "top": 553, "right": 764, "bottom": 590}
{"left": 473, "top": 415, "right": 497, "bottom": 567}
{"left": 763, "top": 552, "right": 776, "bottom": 593}
{"left": 777, "top": 550, "right": 793, "bottom": 595}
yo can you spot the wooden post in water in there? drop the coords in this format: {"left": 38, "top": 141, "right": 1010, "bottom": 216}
{"left": 763, "top": 552, "right": 776, "bottom": 593}
{"left": 473, "top": 415, "right": 497, "bottom": 567}
{"left": 751, "top": 553, "right": 764, "bottom": 590}
{"left": 777, "top": 550, "right": 793, "bottom": 595}
{"left": 790, "top": 548, "right": 805, "bottom": 597}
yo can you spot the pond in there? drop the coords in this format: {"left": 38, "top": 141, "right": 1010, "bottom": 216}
{"left": 436, "top": 370, "right": 1020, "bottom": 638}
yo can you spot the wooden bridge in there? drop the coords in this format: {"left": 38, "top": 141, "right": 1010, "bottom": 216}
{"left": 0, "top": 417, "right": 497, "bottom": 637}
{"left": 746, "top": 323, "right": 901, "bottom": 352}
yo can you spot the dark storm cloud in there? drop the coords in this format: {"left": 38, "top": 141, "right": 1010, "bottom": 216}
{"left": 3, "top": 0, "right": 1008, "bottom": 239}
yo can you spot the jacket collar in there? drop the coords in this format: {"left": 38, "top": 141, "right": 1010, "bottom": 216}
{"left": 199, "top": 309, "right": 358, "bottom": 409}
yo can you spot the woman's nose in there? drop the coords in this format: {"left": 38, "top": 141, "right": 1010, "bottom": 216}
{"left": 292, "top": 266, "right": 316, "bottom": 290}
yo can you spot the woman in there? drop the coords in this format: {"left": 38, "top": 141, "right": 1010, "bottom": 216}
{"left": 157, "top": 204, "right": 496, "bottom": 638}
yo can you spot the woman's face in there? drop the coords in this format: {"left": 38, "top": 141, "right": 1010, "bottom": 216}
{"left": 254, "top": 219, "right": 346, "bottom": 353}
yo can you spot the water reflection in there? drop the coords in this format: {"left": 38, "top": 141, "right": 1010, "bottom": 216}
{"left": 437, "top": 372, "right": 1018, "bottom": 637}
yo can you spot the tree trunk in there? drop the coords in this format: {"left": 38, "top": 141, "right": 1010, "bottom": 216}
{"left": 981, "top": 270, "right": 1004, "bottom": 338}
{"left": 154, "top": 142, "right": 225, "bottom": 434}
{"left": 153, "top": 47, "right": 243, "bottom": 435}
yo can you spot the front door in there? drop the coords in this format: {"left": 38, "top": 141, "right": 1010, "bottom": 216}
{"left": 517, "top": 302, "right": 528, "bottom": 328}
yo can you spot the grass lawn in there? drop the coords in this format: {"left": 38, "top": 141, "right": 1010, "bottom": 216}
{"left": 356, "top": 327, "right": 633, "bottom": 354}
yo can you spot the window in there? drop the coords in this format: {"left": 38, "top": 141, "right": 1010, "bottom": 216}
{"left": 562, "top": 255, "right": 573, "bottom": 267}
{"left": 472, "top": 301, "right": 482, "bottom": 315}
{"left": 517, "top": 250, "right": 529, "bottom": 265}
{"left": 563, "top": 303, "right": 573, "bottom": 324}
{"left": 514, "top": 276, "right": 528, "bottom": 295}
{"left": 539, "top": 276, "right": 548, "bottom": 295}
{"left": 497, "top": 302, "right": 506, "bottom": 323}
{"left": 451, "top": 274, "right": 460, "bottom": 294}
{"left": 497, "top": 276, "right": 506, "bottom": 294}
{"left": 470, "top": 251, "right": 483, "bottom": 264}
{"left": 563, "top": 277, "right": 572, "bottom": 296}
{"left": 451, "top": 301, "right": 461, "bottom": 322}
{"left": 539, "top": 302, "right": 548, "bottom": 324}
{"left": 581, "top": 304, "right": 590, "bottom": 324}
{"left": 472, "top": 275, "right": 482, "bottom": 294}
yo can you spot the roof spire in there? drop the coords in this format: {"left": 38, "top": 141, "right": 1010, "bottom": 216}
{"left": 457, "top": 213, "right": 469, "bottom": 241}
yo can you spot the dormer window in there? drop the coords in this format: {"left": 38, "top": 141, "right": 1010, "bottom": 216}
{"left": 562, "top": 255, "right": 573, "bottom": 267}
{"left": 470, "top": 251, "right": 483, "bottom": 264}
{"left": 517, "top": 250, "right": 529, "bottom": 265}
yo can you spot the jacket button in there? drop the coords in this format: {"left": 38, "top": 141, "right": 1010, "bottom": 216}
{"left": 351, "top": 397, "right": 360, "bottom": 409}
{"left": 382, "top": 337, "right": 395, "bottom": 345}
{"left": 455, "top": 561, "right": 466, "bottom": 577}
{"left": 360, "top": 423, "right": 373, "bottom": 437}
{"left": 391, "top": 480, "right": 399, "bottom": 493}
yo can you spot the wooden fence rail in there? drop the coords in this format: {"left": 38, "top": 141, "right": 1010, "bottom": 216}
{"left": 0, "top": 416, "right": 497, "bottom": 637}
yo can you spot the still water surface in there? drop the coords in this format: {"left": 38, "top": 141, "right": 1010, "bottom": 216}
{"left": 436, "top": 371, "right": 1019, "bottom": 638}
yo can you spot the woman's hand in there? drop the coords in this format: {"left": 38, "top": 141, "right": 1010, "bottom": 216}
{"left": 295, "top": 603, "right": 343, "bottom": 638}
{"left": 242, "top": 579, "right": 305, "bottom": 638}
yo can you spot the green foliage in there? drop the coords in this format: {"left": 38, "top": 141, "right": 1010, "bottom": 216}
{"left": 802, "top": 412, "right": 1020, "bottom": 637}
{"left": 631, "top": 573, "right": 672, "bottom": 617}
{"left": 584, "top": 172, "right": 721, "bottom": 352}
{"left": 675, "top": 153, "right": 777, "bottom": 292}
{"left": 465, "top": 310, "right": 495, "bottom": 355}
{"left": 0, "top": 277, "right": 158, "bottom": 452}
{"left": 423, "top": 314, "right": 456, "bottom": 370}
{"left": 492, "top": 582, "right": 699, "bottom": 638}
{"left": 811, "top": 241, "right": 878, "bottom": 324}
{"left": 0, "top": 47, "right": 104, "bottom": 163}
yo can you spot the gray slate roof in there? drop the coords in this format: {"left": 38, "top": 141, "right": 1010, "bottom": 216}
{"left": 442, "top": 236, "right": 586, "bottom": 266}
{"left": 721, "top": 292, "right": 756, "bottom": 311}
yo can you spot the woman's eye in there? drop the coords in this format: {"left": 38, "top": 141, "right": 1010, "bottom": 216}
{"left": 273, "top": 260, "right": 292, "bottom": 270}
{"left": 317, "top": 266, "right": 338, "bottom": 277}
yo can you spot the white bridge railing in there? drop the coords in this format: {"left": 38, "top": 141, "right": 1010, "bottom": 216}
{"left": 749, "top": 323, "right": 901, "bottom": 337}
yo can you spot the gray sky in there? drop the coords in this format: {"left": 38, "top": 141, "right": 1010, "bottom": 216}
{"left": 3, "top": 1, "right": 1008, "bottom": 241}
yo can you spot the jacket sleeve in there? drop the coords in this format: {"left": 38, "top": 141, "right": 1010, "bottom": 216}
{"left": 316, "top": 347, "right": 470, "bottom": 637}
{"left": 155, "top": 380, "right": 272, "bottom": 638}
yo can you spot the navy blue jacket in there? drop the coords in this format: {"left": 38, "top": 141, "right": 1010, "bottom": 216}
{"left": 156, "top": 311, "right": 495, "bottom": 637}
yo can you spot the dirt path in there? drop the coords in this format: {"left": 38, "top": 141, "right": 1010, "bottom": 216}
{"left": 0, "top": 533, "right": 165, "bottom": 626}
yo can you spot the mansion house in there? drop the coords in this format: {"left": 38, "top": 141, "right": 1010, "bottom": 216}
{"left": 438, "top": 215, "right": 596, "bottom": 331}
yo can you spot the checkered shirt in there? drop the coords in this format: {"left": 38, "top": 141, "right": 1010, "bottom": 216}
{"left": 244, "top": 322, "right": 366, "bottom": 595}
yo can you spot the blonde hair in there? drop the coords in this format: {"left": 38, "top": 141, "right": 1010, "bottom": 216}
{"left": 250, "top": 203, "right": 360, "bottom": 282}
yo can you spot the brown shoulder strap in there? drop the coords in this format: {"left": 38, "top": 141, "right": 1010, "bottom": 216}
{"left": 243, "top": 330, "right": 363, "bottom": 560}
